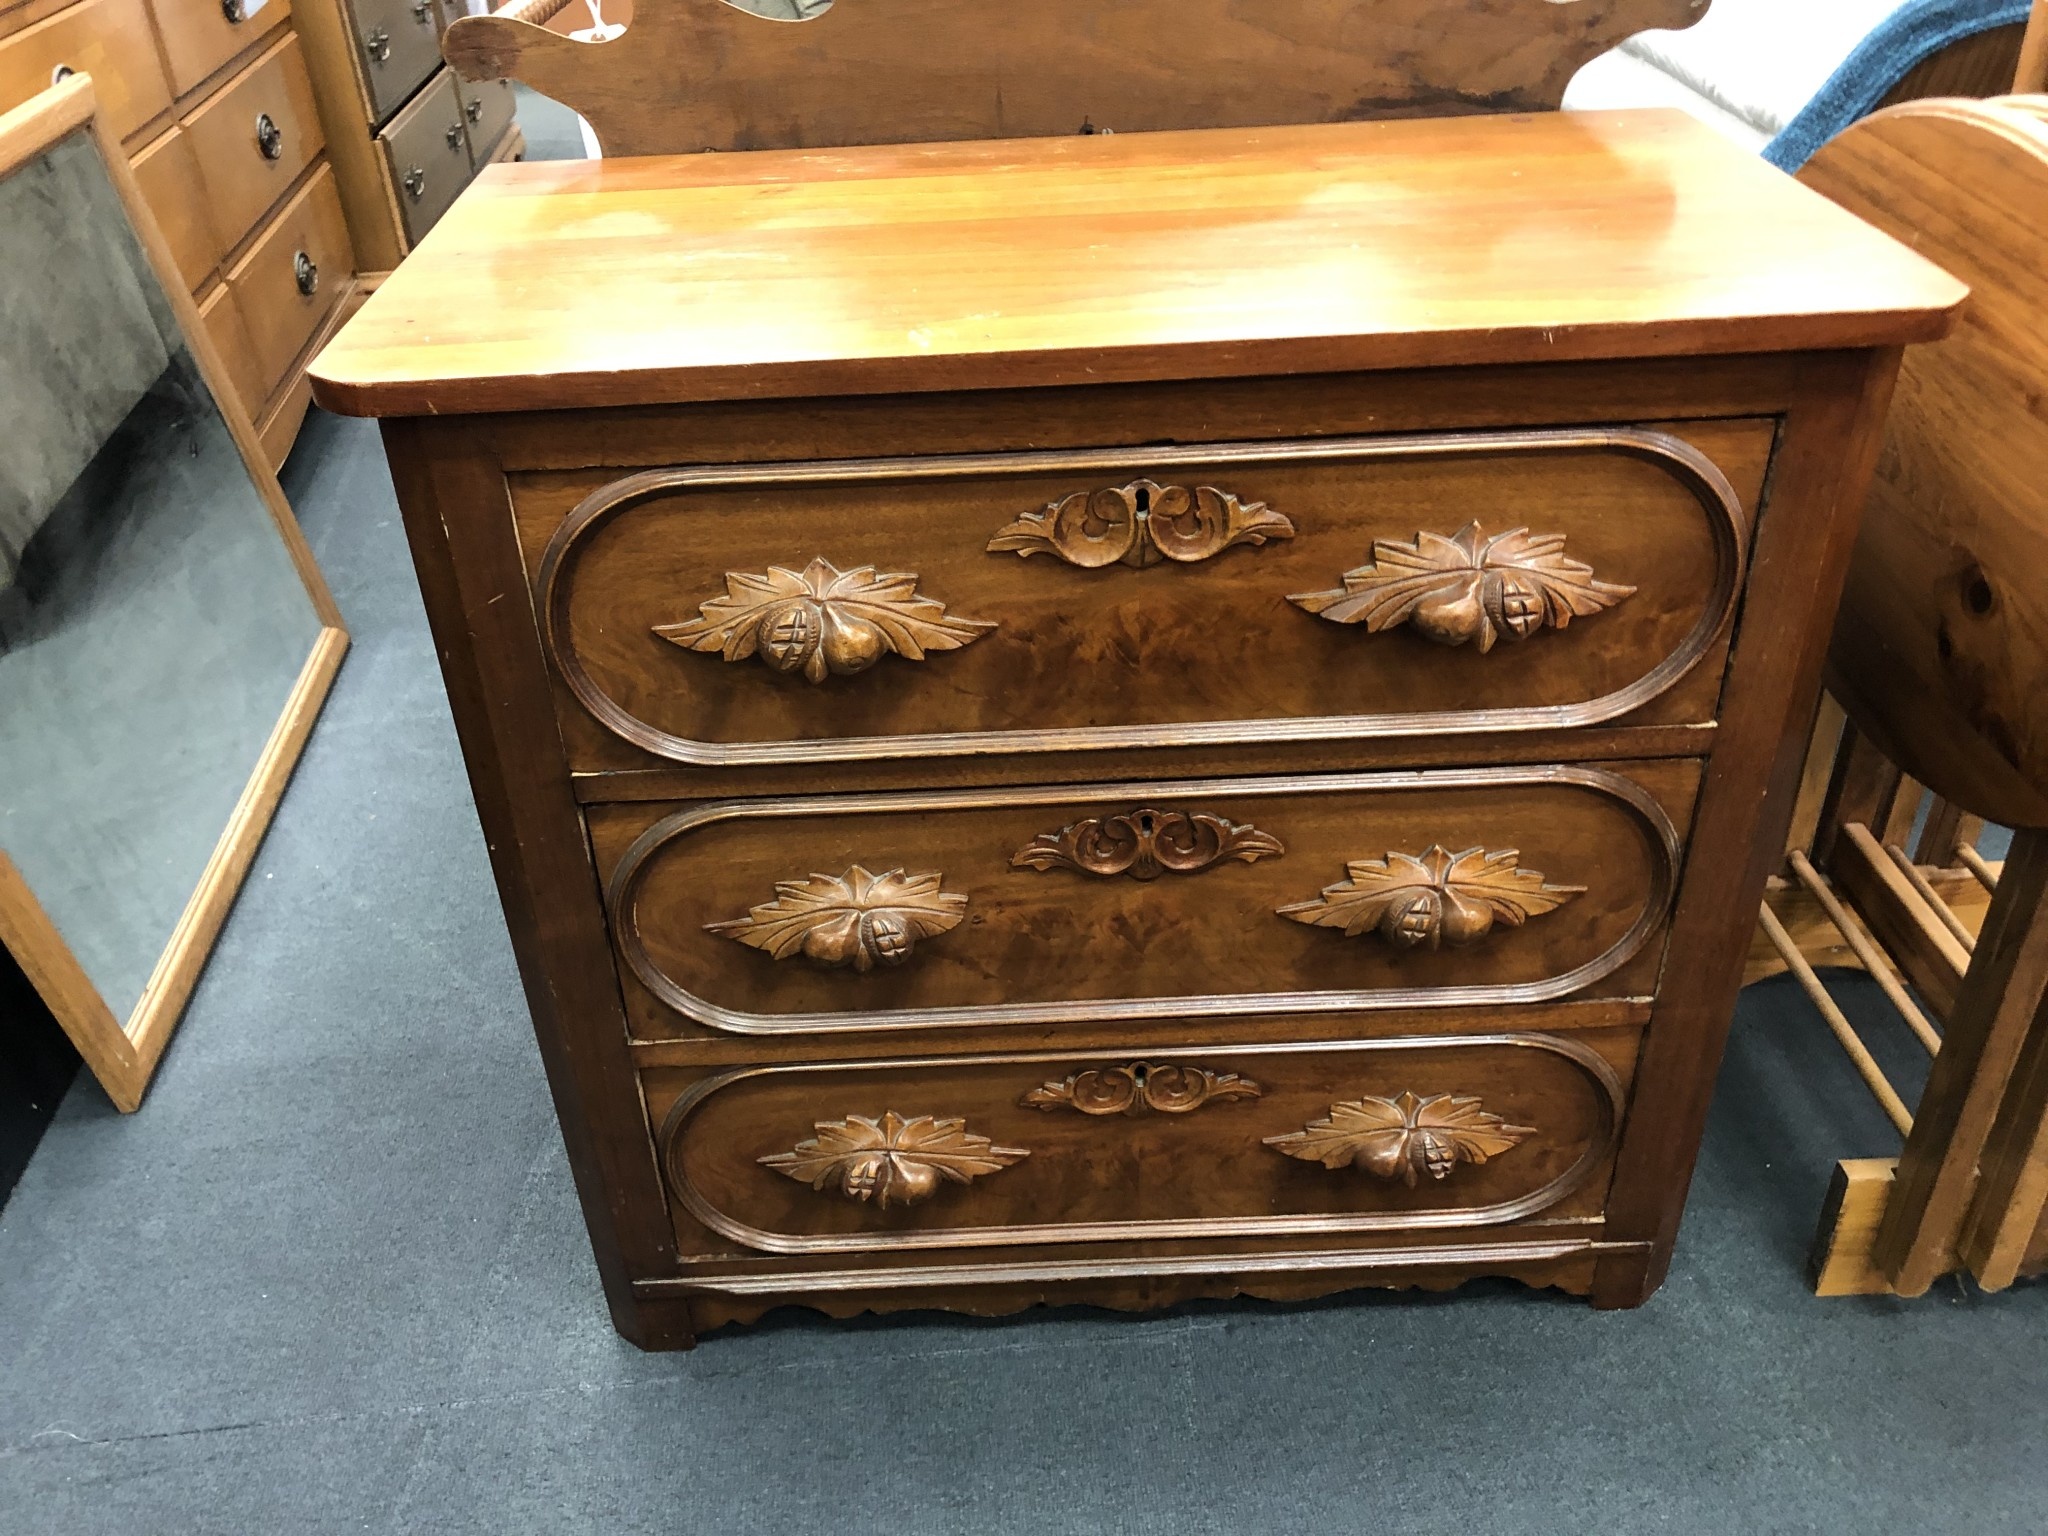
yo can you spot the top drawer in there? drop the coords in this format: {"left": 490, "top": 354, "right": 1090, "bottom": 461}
{"left": 347, "top": 0, "right": 440, "bottom": 122}
{"left": 520, "top": 420, "right": 1771, "bottom": 771}
{"left": 0, "top": 0, "right": 173, "bottom": 143}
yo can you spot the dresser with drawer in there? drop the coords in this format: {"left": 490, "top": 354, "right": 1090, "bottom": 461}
{"left": 291, "top": 0, "right": 517, "bottom": 277}
{"left": 2, "top": 0, "right": 356, "bottom": 464}
{"left": 309, "top": 110, "right": 1964, "bottom": 1348}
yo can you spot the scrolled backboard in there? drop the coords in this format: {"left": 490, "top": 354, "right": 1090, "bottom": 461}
{"left": 445, "top": 0, "right": 1712, "bottom": 158}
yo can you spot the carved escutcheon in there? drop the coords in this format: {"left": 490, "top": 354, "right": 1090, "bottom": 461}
{"left": 706, "top": 866, "right": 968, "bottom": 972}
{"left": 760, "top": 1111, "right": 1029, "bottom": 1208}
{"left": 654, "top": 556, "right": 995, "bottom": 683}
{"left": 1277, "top": 844, "right": 1583, "bottom": 950}
{"left": 987, "top": 480, "right": 1294, "bottom": 568}
{"left": 1290, "top": 522, "right": 1634, "bottom": 650}
{"left": 1264, "top": 1091, "right": 1535, "bottom": 1186}
{"left": 1012, "top": 808, "right": 1284, "bottom": 880}
{"left": 1021, "top": 1061, "right": 1264, "bottom": 1115}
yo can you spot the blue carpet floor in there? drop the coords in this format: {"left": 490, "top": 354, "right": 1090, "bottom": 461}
{"left": 1, "top": 405, "right": 2042, "bottom": 1533}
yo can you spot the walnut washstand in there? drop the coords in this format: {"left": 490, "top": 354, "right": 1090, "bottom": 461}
{"left": 309, "top": 111, "right": 1963, "bottom": 1347}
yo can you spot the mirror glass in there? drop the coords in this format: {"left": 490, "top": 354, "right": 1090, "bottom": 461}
{"left": 0, "top": 131, "right": 322, "bottom": 1025}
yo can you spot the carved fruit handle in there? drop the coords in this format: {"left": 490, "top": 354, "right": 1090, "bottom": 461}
{"left": 760, "top": 1111, "right": 1029, "bottom": 1208}
{"left": 1264, "top": 1091, "right": 1534, "bottom": 1186}
{"left": 1289, "top": 522, "right": 1634, "bottom": 651}
{"left": 1278, "top": 845, "right": 1583, "bottom": 950}
{"left": 705, "top": 866, "right": 968, "bottom": 972}
{"left": 654, "top": 556, "right": 995, "bottom": 683}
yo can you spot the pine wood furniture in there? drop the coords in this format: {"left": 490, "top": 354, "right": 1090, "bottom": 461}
{"left": 0, "top": 0, "right": 359, "bottom": 466}
{"left": 292, "top": 0, "right": 520, "bottom": 280}
{"left": 1750, "top": 91, "right": 2048, "bottom": 1297}
{"left": 310, "top": 106, "right": 1960, "bottom": 1347}
{"left": 0, "top": 75, "right": 346, "bottom": 1111}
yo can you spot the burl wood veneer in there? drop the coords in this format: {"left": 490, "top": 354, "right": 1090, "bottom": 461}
{"left": 309, "top": 111, "right": 1964, "bottom": 1347}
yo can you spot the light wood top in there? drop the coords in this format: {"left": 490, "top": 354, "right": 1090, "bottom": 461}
{"left": 310, "top": 110, "right": 1965, "bottom": 418}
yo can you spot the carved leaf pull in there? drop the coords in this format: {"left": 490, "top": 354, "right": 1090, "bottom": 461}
{"left": 1277, "top": 844, "right": 1584, "bottom": 950}
{"left": 705, "top": 865, "right": 968, "bottom": 972}
{"left": 653, "top": 556, "right": 996, "bottom": 683}
{"left": 760, "top": 1111, "right": 1029, "bottom": 1208}
{"left": 1264, "top": 1091, "right": 1535, "bottom": 1186}
{"left": 1021, "top": 1062, "right": 1264, "bottom": 1115}
{"left": 1289, "top": 521, "right": 1635, "bottom": 651}
{"left": 987, "top": 480, "right": 1294, "bottom": 568}
{"left": 1012, "top": 808, "right": 1285, "bottom": 880}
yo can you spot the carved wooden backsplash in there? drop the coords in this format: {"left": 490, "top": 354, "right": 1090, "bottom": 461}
{"left": 445, "top": 0, "right": 1715, "bottom": 159}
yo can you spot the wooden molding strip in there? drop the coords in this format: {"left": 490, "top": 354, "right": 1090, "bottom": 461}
{"left": 635, "top": 1237, "right": 1631, "bottom": 1297}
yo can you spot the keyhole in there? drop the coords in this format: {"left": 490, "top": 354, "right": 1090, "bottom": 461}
{"left": 1133, "top": 485, "right": 1151, "bottom": 522}
{"left": 1135, "top": 811, "right": 1156, "bottom": 835}
{"left": 1130, "top": 1064, "right": 1149, "bottom": 1091}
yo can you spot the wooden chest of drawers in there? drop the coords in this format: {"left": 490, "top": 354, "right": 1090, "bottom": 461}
{"left": 310, "top": 110, "right": 1963, "bottom": 1347}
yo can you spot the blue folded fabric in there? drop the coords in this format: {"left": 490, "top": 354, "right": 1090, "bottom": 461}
{"left": 1765, "top": 0, "right": 2033, "bottom": 169}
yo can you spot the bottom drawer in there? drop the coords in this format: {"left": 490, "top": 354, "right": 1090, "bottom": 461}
{"left": 649, "top": 1029, "right": 1633, "bottom": 1261}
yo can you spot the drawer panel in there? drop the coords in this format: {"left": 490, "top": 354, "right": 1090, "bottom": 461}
{"left": 451, "top": 73, "right": 512, "bottom": 167}
{"left": 225, "top": 162, "right": 351, "bottom": 400}
{"left": 130, "top": 126, "right": 218, "bottom": 291}
{"left": 348, "top": 0, "right": 441, "bottom": 122}
{"left": 649, "top": 1030, "right": 1632, "bottom": 1258}
{"left": 376, "top": 68, "right": 471, "bottom": 247}
{"left": 0, "top": 0, "right": 173, "bottom": 143}
{"left": 148, "top": 0, "right": 291, "bottom": 98}
{"left": 590, "top": 760, "right": 1697, "bottom": 1039}
{"left": 185, "top": 32, "right": 326, "bottom": 256}
{"left": 526, "top": 420, "right": 1769, "bottom": 770}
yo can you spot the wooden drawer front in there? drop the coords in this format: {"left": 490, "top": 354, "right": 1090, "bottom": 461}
{"left": 148, "top": 0, "right": 291, "bottom": 98}
{"left": 451, "top": 73, "right": 512, "bottom": 166}
{"left": 196, "top": 281, "right": 266, "bottom": 416}
{"left": 225, "top": 162, "right": 350, "bottom": 400}
{"left": 650, "top": 1032, "right": 1630, "bottom": 1257}
{"left": 527, "top": 421, "right": 1767, "bottom": 770}
{"left": 130, "top": 127, "right": 218, "bottom": 291}
{"left": 376, "top": 69, "right": 471, "bottom": 246}
{"left": 348, "top": 0, "right": 440, "bottom": 122}
{"left": 185, "top": 32, "right": 325, "bottom": 255}
{"left": 592, "top": 761, "right": 1695, "bottom": 1039}
{"left": 0, "top": 0, "right": 172, "bottom": 142}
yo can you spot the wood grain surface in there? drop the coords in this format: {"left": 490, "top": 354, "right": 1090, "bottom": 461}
{"left": 589, "top": 762, "right": 1696, "bottom": 1039}
{"left": 647, "top": 1029, "right": 1634, "bottom": 1261}
{"left": 443, "top": 0, "right": 1710, "bottom": 158}
{"left": 308, "top": 110, "right": 1964, "bottom": 418}
{"left": 521, "top": 422, "right": 1765, "bottom": 770}
{"left": 1800, "top": 98, "right": 2048, "bottom": 829}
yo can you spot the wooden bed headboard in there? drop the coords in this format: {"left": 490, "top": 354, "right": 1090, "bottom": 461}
{"left": 443, "top": 0, "right": 1712, "bottom": 159}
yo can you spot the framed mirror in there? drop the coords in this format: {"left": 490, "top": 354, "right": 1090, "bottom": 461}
{"left": 0, "top": 76, "right": 347, "bottom": 1112}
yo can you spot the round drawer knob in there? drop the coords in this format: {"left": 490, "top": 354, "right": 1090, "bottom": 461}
{"left": 221, "top": 0, "right": 245, "bottom": 20}
{"left": 255, "top": 112, "right": 283, "bottom": 160}
{"left": 50, "top": 64, "right": 76, "bottom": 85}
{"left": 293, "top": 250, "right": 318, "bottom": 296}
{"left": 402, "top": 166, "right": 426, "bottom": 200}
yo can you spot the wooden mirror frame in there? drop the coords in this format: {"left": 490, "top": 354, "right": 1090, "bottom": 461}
{"left": 0, "top": 76, "right": 349, "bottom": 1112}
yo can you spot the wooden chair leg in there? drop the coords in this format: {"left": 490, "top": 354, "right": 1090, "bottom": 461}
{"left": 1875, "top": 828, "right": 2048, "bottom": 1294}
{"left": 1958, "top": 1000, "right": 2048, "bottom": 1289}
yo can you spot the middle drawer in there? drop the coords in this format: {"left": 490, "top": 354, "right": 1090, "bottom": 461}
{"left": 588, "top": 760, "right": 1698, "bottom": 1040}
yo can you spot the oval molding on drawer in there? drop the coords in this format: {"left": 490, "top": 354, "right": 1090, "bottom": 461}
{"left": 602, "top": 763, "right": 1686, "bottom": 1036}
{"left": 535, "top": 427, "right": 1750, "bottom": 768}
{"left": 655, "top": 1033, "right": 1626, "bottom": 1256}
